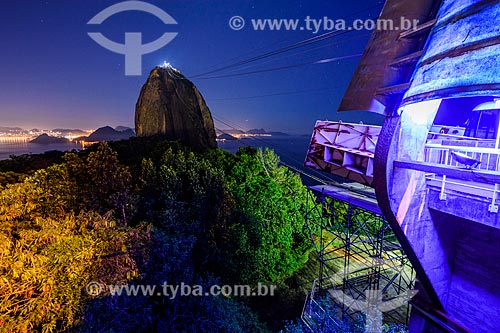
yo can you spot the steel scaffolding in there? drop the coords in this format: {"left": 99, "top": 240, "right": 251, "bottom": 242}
{"left": 302, "top": 184, "right": 416, "bottom": 332}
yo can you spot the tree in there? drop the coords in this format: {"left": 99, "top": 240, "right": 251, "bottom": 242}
{"left": 219, "top": 147, "right": 312, "bottom": 284}
{"left": 0, "top": 177, "right": 145, "bottom": 332}
{"left": 86, "top": 143, "right": 133, "bottom": 222}
{"left": 0, "top": 137, "right": 315, "bottom": 332}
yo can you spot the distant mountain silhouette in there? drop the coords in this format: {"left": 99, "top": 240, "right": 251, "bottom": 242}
{"left": 217, "top": 133, "right": 238, "bottom": 140}
{"left": 30, "top": 134, "right": 70, "bottom": 144}
{"left": 267, "top": 131, "right": 289, "bottom": 136}
{"left": 215, "top": 128, "right": 290, "bottom": 136}
{"left": 246, "top": 128, "right": 267, "bottom": 135}
{"left": 84, "top": 126, "right": 135, "bottom": 142}
{"left": 115, "top": 126, "right": 134, "bottom": 132}
{"left": 52, "top": 128, "right": 86, "bottom": 135}
{"left": 246, "top": 128, "right": 289, "bottom": 136}
{"left": 0, "top": 126, "right": 24, "bottom": 133}
{"left": 216, "top": 129, "right": 245, "bottom": 136}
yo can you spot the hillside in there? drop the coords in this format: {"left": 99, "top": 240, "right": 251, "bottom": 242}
{"left": 84, "top": 126, "right": 135, "bottom": 142}
{"left": 30, "top": 133, "right": 70, "bottom": 144}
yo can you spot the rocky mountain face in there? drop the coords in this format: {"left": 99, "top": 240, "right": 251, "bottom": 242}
{"left": 135, "top": 66, "right": 217, "bottom": 149}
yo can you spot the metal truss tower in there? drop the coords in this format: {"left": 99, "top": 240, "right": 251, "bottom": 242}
{"left": 302, "top": 184, "right": 415, "bottom": 332}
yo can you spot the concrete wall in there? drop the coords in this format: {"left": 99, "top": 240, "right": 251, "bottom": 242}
{"left": 374, "top": 102, "right": 500, "bottom": 332}
{"left": 443, "top": 213, "right": 500, "bottom": 332}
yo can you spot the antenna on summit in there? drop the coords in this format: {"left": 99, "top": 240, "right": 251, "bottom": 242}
{"left": 161, "top": 61, "right": 172, "bottom": 68}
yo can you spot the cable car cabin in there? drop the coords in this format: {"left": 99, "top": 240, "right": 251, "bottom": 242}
{"left": 304, "top": 121, "right": 381, "bottom": 187}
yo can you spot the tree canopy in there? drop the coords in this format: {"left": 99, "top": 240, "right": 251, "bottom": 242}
{"left": 0, "top": 138, "right": 315, "bottom": 332}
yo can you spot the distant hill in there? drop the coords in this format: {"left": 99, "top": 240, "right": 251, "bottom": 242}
{"left": 0, "top": 126, "right": 24, "bottom": 133}
{"left": 52, "top": 128, "right": 86, "bottom": 135}
{"left": 216, "top": 129, "right": 245, "bottom": 136}
{"left": 115, "top": 126, "right": 134, "bottom": 133}
{"left": 30, "top": 134, "right": 70, "bottom": 144}
{"left": 246, "top": 128, "right": 267, "bottom": 135}
{"left": 217, "top": 133, "right": 238, "bottom": 141}
{"left": 246, "top": 128, "right": 289, "bottom": 136}
{"left": 216, "top": 128, "right": 289, "bottom": 136}
{"left": 84, "top": 126, "right": 135, "bottom": 142}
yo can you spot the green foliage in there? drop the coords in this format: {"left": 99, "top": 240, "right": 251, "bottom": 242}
{"left": 0, "top": 143, "right": 146, "bottom": 332}
{"left": 176, "top": 288, "right": 268, "bottom": 333}
{"left": 134, "top": 144, "right": 312, "bottom": 284}
{"left": 284, "top": 320, "right": 408, "bottom": 333}
{"left": 79, "top": 277, "right": 268, "bottom": 333}
{"left": 323, "top": 198, "right": 388, "bottom": 239}
{"left": 137, "top": 146, "right": 227, "bottom": 228}
{"left": 0, "top": 138, "right": 315, "bottom": 332}
{"left": 0, "top": 150, "right": 65, "bottom": 175}
{"left": 0, "top": 179, "right": 146, "bottom": 332}
{"left": 16, "top": 142, "right": 134, "bottom": 222}
{"left": 0, "top": 171, "right": 27, "bottom": 186}
{"left": 284, "top": 310, "right": 408, "bottom": 333}
{"left": 221, "top": 147, "right": 311, "bottom": 284}
{"left": 64, "top": 142, "right": 133, "bottom": 221}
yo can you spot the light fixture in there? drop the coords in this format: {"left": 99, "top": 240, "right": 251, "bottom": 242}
{"left": 161, "top": 61, "right": 171, "bottom": 68}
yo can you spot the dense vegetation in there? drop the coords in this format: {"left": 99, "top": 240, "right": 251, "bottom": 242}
{"left": 0, "top": 150, "right": 66, "bottom": 187}
{"left": 0, "top": 138, "right": 412, "bottom": 332}
{"left": 0, "top": 138, "right": 316, "bottom": 332}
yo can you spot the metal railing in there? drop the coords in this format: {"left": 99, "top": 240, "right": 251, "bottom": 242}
{"left": 301, "top": 278, "right": 342, "bottom": 332}
{"left": 423, "top": 138, "right": 500, "bottom": 212}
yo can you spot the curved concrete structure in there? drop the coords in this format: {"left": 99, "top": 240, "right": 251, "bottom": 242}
{"left": 372, "top": 2, "right": 500, "bottom": 331}
{"left": 308, "top": 1, "right": 500, "bottom": 331}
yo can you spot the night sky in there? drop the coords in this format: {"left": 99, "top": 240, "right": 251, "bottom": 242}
{"left": 0, "top": 0, "right": 386, "bottom": 134}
